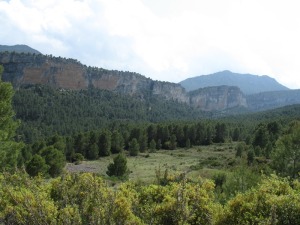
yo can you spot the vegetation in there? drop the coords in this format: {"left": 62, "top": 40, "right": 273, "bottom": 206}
{"left": 2, "top": 64, "right": 300, "bottom": 223}
{"left": 0, "top": 65, "right": 22, "bottom": 171}
{"left": 106, "top": 153, "right": 129, "bottom": 179}
{"left": 1, "top": 172, "right": 300, "bottom": 224}
{"left": 13, "top": 85, "right": 207, "bottom": 142}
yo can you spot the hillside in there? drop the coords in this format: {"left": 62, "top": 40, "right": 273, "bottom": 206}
{"left": 179, "top": 70, "right": 289, "bottom": 95}
{"left": 1, "top": 49, "right": 299, "bottom": 113}
{"left": 13, "top": 84, "right": 300, "bottom": 143}
{"left": 13, "top": 84, "right": 208, "bottom": 142}
{"left": 0, "top": 51, "right": 246, "bottom": 111}
{"left": 0, "top": 44, "right": 41, "bottom": 54}
{"left": 246, "top": 89, "right": 300, "bottom": 111}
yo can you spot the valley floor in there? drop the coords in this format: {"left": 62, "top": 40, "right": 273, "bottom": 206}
{"left": 65, "top": 143, "right": 237, "bottom": 183}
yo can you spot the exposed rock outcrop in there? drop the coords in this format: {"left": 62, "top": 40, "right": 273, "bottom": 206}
{"left": 0, "top": 52, "right": 248, "bottom": 111}
{"left": 189, "top": 86, "right": 247, "bottom": 111}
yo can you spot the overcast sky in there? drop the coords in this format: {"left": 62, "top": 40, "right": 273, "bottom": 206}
{"left": 1, "top": 0, "right": 300, "bottom": 88}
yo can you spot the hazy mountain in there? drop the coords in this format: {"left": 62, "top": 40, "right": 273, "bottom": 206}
{"left": 179, "top": 70, "right": 289, "bottom": 95}
{"left": 246, "top": 89, "right": 300, "bottom": 111}
{"left": 0, "top": 44, "right": 41, "bottom": 54}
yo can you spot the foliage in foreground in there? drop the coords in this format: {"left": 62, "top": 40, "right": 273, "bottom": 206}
{"left": 1, "top": 172, "right": 300, "bottom": 225}
{"left": 0, "top": 65, "right": 22, "bottom": 172}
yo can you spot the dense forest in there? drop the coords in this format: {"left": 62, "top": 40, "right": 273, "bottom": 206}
{"left": 2, "top": 64, "right": 300, "bottom": 224}
{"left": 13, "top": 84, "right": 209, "bottom": 142}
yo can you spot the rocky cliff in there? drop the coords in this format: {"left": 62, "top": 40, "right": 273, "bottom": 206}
{"left": 0, "top": 52, "right": 247, "bottom": 111}
{"left": 189, "top": 86, "right": 247, "bottom": 111}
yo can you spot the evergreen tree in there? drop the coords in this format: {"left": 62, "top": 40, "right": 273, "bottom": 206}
{"left": 47, "top": 134, "right": 66, "bottom": 152}
{"left": 174, "top": 125, "right": 185, "bottom": 147}
{"left": 253, "top": 124, "right": 269, "bottom": 149}
{"left": 138, "top": 130, "right": 148, "bottom": 153}
{"left": 40, "top": 146, "right": 66, "bottom": 177}
{"left": 98, "top": 130, "right": 111, "bottom": 157}
{"left": 185, "top": 138, "right": 191, "bottom": 149}
{"left": 254, "top": 146, "right": 261, "bottom": 157}
{"left": 86, "top": 143, "right": 99, "bottom": 160}
{"left": 188, "top": 125, "right": 197, "bottom": 145}
{"left": 111, "top": 130, "right": 124, "bottom": 154}
{"left": 0, "top": 65, "right": 22, "bottom": 171}
{"left": 232, "top": 127, "right": 240, "bottom": 141}
{"left": 247, "top": 149, "right": 255, "bottom": 165}
{"left": 235, "top": 142, "right": 245, "bottom": 158}
{"left": 74, "top": 133, "right": 86, "bottom": 156}
{"left": 214, "top": 123, "right": 227, "bottom": 143}
{"left": 26, "top": 154, "right": 49, "bottom": 177}
{"left": 161, "top": 126, "right": 170, "bottom": 143}
{"left": 205, "top": 126, "right": 213, "bottom": 145}
{"left": 65, "top": 136, "right": 75, "bottom": 162}
{"left": 149, "top": 139, "right": 156, "bottom": 153}
{"left": 18, "top": 145, "right": 32, "bottom": 167}
{"left": 129, "top": 138, "right": 139, "bottom": 156}
{"left": 156, "top": 139, "right": 162, "bottom": 150}
{"left": 195, "top": 123, "right": 205, "bottom": 145}
{"left": 147, "top": 124, "right": 157, "bottom": 143}
{"left": 272, "top": 121, "right": 300, "bottom": 178}
{"left": 169, "top": 134, "right": 177, "bottom": 150}
{"left": 106, "top": 153, "right": 128, "bottom": 178}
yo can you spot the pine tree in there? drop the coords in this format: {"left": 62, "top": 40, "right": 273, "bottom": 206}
{"left": 98, "top": 130, "right": 111, "bottom": 157}
{"left": 106, "top": 153, "right": 128, "bottom": 178}
{"left": 111, "top": 130, "right": 124, "bottom": 154}
{"left": 185, "top": 138, "right": 191, "bottom": 149}
{"left": 138, "top": 130, "right": 148, "bottom": 153}
{"left": 149, "top": 139, "right": 156, "bottom": 153}
{"left": 0, "top": 65, "right": 22, "bottom": 171}
{"left": 26, "top": 154, "right": 49, "bottom": 177}
{"left": 129, "top": 138, "right": 139, "bottom": 156}
{"left": 169, "top": 134, "right": 177, "bottom": 150}
{"left": 214, "top": 123, "right": 227, "bottom": 143}
{"left": 40, "top": 146, "right": 66, "bottom": 177}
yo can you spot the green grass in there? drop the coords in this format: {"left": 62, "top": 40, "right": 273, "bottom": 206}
{"left": 65, "top": 143, "right": 237, "bottom": 183}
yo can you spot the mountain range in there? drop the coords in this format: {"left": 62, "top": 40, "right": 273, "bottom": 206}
{"left": 179, "top": 70, "right": 289, "bottom": 95}
{"left": 1, "top": 45, "right": 300, "bottom": 113}
{"left": 0, "top": 44, "right": 41, "bottom": 54}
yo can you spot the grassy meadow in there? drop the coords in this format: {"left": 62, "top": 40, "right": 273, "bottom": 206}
{"left": 66, "top": 143, "right": 237, "bottom": 183}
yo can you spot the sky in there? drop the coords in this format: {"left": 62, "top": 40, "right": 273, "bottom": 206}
{"left": 1, "top": 0, "right": 300, "bottom": 89}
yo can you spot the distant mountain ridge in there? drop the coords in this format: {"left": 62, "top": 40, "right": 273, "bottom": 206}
{"left": 0, "top": 44, "right": 41, "bottom": 54}
{"left": 1, "top": 45, "right": 299, "bottom": 113}
{"left": 0, "top": 51, "right": 247, "bottom": 111}
{"left": 179, "top": 70, "right": 289, "bottom": 95}
{"left": 246, "top": 89, "right": 300, "bottom": 112}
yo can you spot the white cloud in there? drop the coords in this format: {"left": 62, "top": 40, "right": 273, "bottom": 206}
{"left": 1, "top": 0, "right": 300, "bottom": 88}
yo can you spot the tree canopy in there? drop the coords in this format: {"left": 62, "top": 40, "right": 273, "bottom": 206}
{"left": 0, "top": 65, "right": 22, "bottom": 171}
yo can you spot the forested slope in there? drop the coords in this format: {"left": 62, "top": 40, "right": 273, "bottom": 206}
{"left": 13, "top": 85, "right": 208, "bottom": 142}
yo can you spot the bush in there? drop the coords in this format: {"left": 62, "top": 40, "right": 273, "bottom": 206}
{"left": 72, "top": 153, "right": 84, "bottom": 164}
{"left": 26, "top": 154, "right": 49, "bottom": 177}
{"left": 106, "top": 153, "right": 129, "bottom": 178}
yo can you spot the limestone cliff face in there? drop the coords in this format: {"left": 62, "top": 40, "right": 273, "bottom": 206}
{"left": 152, "top": 81, "right": 189, "bottom": 102}
{"left": 1, "top": 52, "right": 88, "bottom": 90}
{"left": 189, "top": 86, "right": 247, "bottom": 111}
{"left": 0, "top": 52, "right": 247, "bottom": 111}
